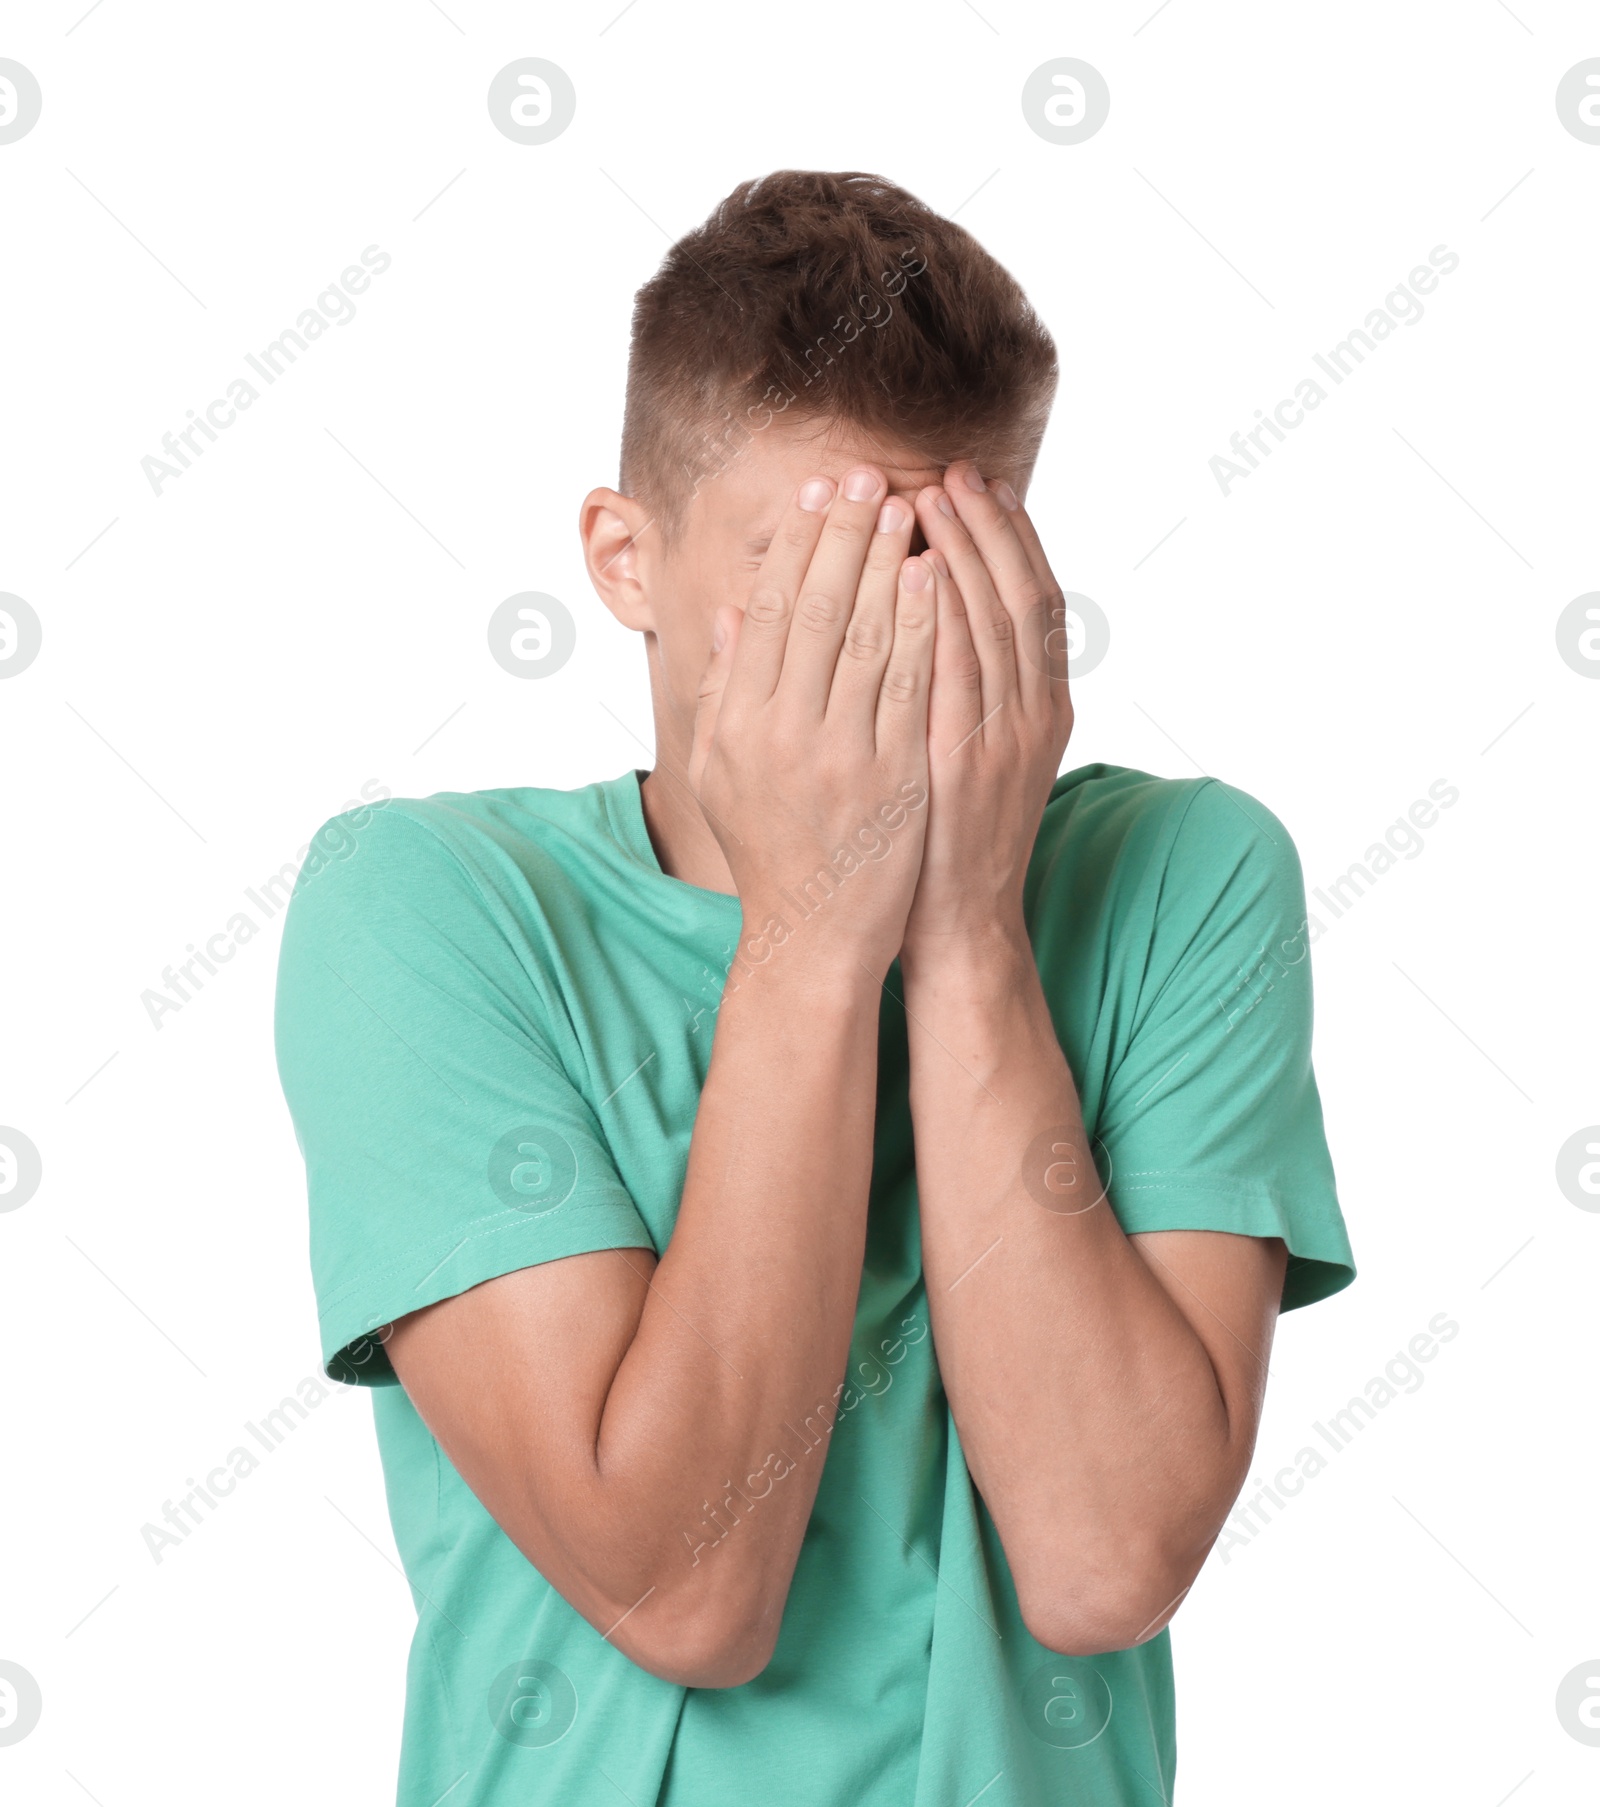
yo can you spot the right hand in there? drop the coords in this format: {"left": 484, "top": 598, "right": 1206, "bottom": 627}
{"left": 688, "top": 465, "right": 936, "bottom": 982}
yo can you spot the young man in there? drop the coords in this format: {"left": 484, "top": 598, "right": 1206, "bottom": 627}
{"left": 276, "top": 170, "right": 1354, "bottom": 1806}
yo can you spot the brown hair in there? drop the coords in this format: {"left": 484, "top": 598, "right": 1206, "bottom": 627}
{"left": 619, "top": 170, "right": 1058, "bottom": 536}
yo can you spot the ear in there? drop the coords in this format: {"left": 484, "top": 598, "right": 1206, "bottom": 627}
{"left": 581, "top": 488, "right": 658, "bottom": 633}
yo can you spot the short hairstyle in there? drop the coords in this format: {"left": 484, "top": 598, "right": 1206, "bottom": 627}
{"left": 619, "top": 170, "right": 1058, "bottom": 537}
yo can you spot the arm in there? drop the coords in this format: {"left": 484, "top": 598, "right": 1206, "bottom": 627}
{"left": 900, "top": 464, "right": 1284, "bottom": 1655}
{"left": 899, "top": 932, "right": 1285, "bottom": 1655}
{"left": 386, "top": 960, "right": 881, "bottom": 1689}
{"left": 387, "top": 465, "right": 936, "bottom": 1689}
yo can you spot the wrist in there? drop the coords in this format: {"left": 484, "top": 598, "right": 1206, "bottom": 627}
{"left": 898, "top": 912, "right": 1035, "bottom": 993}
{"left": 898, "top": 923, "right": 1057, "bottom": 1090}
{"left": 722, "top": 910, "right": 886, "bottom": 1010}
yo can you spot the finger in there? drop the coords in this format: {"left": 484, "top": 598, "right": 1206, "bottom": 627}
{"left": 874, "top": 555, "right": 936, "bottom": 758}
{"left": 913, "top": 483, "right": 1018, "bottom": 730}
{"left": 924, "top": 548, "right": 985, "bottom": 763}
{"left": 825, "top": 492, "right": 916, "bottom": 733}
{"left": 989, "top": 479, "right": 1072, "bottom": 705}
{"left": 996, "top": 482, "right": 1063, "bottom": 598}
{"left": 778, "top": 464, "right": 889, "bottom": 716}
{"left": 940, "top": 460, "right": 1056, "bottom": 712}
{"left": 689, "top": 603, "right": 742, "bottom": 795}
{"left": 723, "top": 474, "right": 836, "bottom": 712}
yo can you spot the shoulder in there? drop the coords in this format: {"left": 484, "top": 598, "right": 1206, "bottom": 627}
{"left": 281, "top": 776, "right": 630, "bottom": 929}
{"left": 1029, "top": 764, "right": 1305, "bottom": 931}
{"left": 273, "top": 780, "right": 625, "bottom": 1064}
{"left": 1036, "top": 760, "right": 1298, "bottom": 869}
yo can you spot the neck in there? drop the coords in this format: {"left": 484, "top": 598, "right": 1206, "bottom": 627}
{"left": 637, "top": 762, "right": 738, "bottom": 895}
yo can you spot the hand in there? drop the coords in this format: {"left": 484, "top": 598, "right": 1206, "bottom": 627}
{"left": 688, "top": 465, "right": 937, "bottom": 982}
{"left": 901, "top": 461, "right": 1074, "bottom": 959}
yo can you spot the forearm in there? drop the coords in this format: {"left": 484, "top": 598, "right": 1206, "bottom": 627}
{"left": 900, "top": 926, "right": 1256, "bottom": 1649}
{"left": 581, "top": 942, "right": 881, "bottom": 1665}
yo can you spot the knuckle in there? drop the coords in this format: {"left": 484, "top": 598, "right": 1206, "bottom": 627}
{"left": 767, "top": 718, "right": 805, "bottom": 764}
{"left": 979, "top": 487, "right": 1018, "bottom": 531}
{"left": 796, "top": 588, "right": 845, "bottom": 634}
{"left": 744, "top": 584, "right": 790, "bottom": 627}
{"left": 981, "top": 607, "right": 1015, "bottom": 649}
{"left": 879, "top": 664, "right": 921, "bottom": 704}
{"left": 843, "top": 617, "right": 889, "bottom": 661}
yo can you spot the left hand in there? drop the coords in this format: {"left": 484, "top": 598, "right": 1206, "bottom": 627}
{"left": 900, "top": 461, "right": 1074, "bottom": 957}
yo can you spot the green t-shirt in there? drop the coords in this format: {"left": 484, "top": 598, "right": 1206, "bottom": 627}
{"left": 274, "top": 763, "right": 1353, "bottom": 1807}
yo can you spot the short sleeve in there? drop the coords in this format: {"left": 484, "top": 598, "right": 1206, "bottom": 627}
{"left": 274, "top": 804, "right": 657, "bottom": 1384}
{"left": 1096, "top": 780, "right": 1355, "bottom": 1311}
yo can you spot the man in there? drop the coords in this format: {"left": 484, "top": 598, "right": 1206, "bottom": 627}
{"left": 275, "top": 169, "right": 1354, "bottom": 1805}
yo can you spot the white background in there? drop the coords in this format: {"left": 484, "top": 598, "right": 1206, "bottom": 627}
{"left": 2, "top": 1, "right": 1596, "bottom": 1802}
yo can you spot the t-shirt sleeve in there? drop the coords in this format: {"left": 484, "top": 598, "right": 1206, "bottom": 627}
{"left": 273, "top": 803, "right": 657, "bottom": 1384}
{"left": 1095, "top": 779, "right": 1355, "bottom": 1311}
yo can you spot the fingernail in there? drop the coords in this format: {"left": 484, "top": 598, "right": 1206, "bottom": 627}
{"left": 993, "top": 480, "right": 1019, "bottom": 512}
{"left": 712, "top": 615, "right": 727, "bottom": 652}
{"left": 876, "top": 499, "right": 906, "bottom": 533}
{"left": 798, "top": 477, "right": 834, "bottom": 512}
{"left": 926, "top": 549, "right": 950, "bottom": 578}
{"left": 843, "top": 467, "right": 882, "bottom": 502}
{"left": 934, "top": 490, "right": 956, "bottom": 519}
{"left": 962, "top": 466, "right": 986, "bottom": 492}
{"left": 901, "top": 559, "right": 930, "bottom": 592}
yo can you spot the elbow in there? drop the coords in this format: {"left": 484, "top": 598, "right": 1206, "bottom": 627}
{"left": 500, "top": 1502, "right": 784, "bottom": 1689}
{"left": 1016, "top": 1549, "right": 1198, "bottom": 1658}
{"left": 1019, "top": 1596, "right": 1166, "bottom": 1659}
{"left": 611, "top": 1601, "right": 781, "bottom": 1691}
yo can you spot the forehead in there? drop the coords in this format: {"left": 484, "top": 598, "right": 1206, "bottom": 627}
{"left": 688, "top": 414, "right": 946, "bottom": 535}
